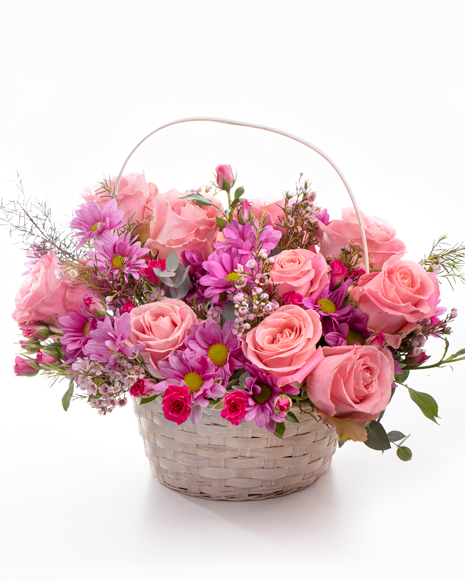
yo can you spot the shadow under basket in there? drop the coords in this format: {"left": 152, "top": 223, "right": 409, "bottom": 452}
{"left": 133, "top": 397, "right": 338, "bottom": 501}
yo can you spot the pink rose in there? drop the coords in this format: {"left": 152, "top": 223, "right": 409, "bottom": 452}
{"left": 282, "top": 291, "right": 304, "bottom": 306}
{"left": 351, "top": 256, "right": 440, "bottom": 348}
{"left": 241, "top": 305, "right": 324, "bottom": 386}
{"left": 14, "top": 356, "right": 38, "bottom": 376}
{"left": 145, "top": 189, "right": 223, "bottom": 259}
{"left": 318, "top": 207, "right": 406, "bottom": 270}
{"left": 21, "top": 323, "right": 50, "bottom": 340}
{"left": 274, "top": 394, "right": 291, "bottom": 414}
{"left": 128, "top": 299, "right": 198, "bottom": 377}
{"left": 141, "top": 259, "right": 166, "bottom": 285}
{"left": 129, "top": 378, "right": 157, "bottom": 397}
{"left": 80, "top": 172, "right": 158, "bottom": 226}
{"left": 215, "top": 164, "right": 234, "bottom": 189}
{"left": 307, "top": 345, "right": 394, "bottom": 421}
{"left": 329, "top": 260, "right": 348, "bottom": 286}
{"left": 36, "top": 350, "right": 57, "bottom": 365}
{"left": 270, "top": 249, "right": 330, "bottom": 299}
{"left": 220, "top": 390, "right": 249, "bottom": 425}
{"left": 162, "top": 385, "right": 192, "bottom": 425}
{"left": 12, "top": 250, "right": 92, "bottom": 325}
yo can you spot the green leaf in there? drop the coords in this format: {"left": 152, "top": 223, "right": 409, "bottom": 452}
{"left": 388, "top": 430, "right": 406, "bottom": 442}
{"left": 62, "top": 383, "right": 74, "bottom": 412}
{"left": 274, "top": 422, "right": 286, "bottom": 439}
{"left": 286, "top": 411, "right": 299, "bottom": 423}
{"left": 140, "top": 394, "right": 158, "bottom": 405}
{"left": 180, "top": 193, "right": 215, "bottom": 206}
{"left": 445, "top": 348, "right": 465, "bottom": 361}
{"left": 364, "top": 420, "right": 391, "bottom": 451}
{"left": 408, "top": 388, "right": 440, "bottom": 423}
{"left": 234, "top": 186, "right": 245, "bottom": 200}
{"left": 395, "top": 368, "right": 410, "bottom": 383}
{"left": 216, "top": 216, "right": 227, "bottom": 230}
{"left": 397, "top": 446, "right": 413, "bottom": 462}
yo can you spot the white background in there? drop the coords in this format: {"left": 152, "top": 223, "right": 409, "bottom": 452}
{"left": 1, "top": 1, "right": 465, "bottom": 580}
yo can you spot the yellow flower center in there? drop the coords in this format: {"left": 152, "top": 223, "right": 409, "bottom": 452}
{"left": 226, "top": 272, "right": 240, "bottom": 282}
{"left": 112, "top": 255, "right": 124, "bottom": 268}
{"left": 83, "top": 321, "right": 90, "bottom": 335}
{"left": 184, "top": 372, "right": 204, "bottom": 393}
{"left": 91, "top": 222, "right": 100, "bottom": 232}
{"left": 317, "top": 298, "right": 337, "bottom": 314}
{"left": 207, "top": 343, "right": 229, "bottom": 367}
{"left": 252, "top": 383, "right": 272, "bottom": 404}
{"left": 346, "top": 329, "right": 364, "bottom": 345}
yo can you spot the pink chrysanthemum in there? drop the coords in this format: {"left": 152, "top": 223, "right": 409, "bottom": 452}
{"left": 87, "top": 231, "right": 149, "bottom": 281}
{"left": 199, "top": 249, "right": 252, "bottom": 304}
{"left": 70, "top": 199, "right": 124, "bottom": 249}
{"left": 59, "top": 296, "right": 103, "bottom": 361}
{"left": 214, "top": 219, "right": 281, "bottom": 256}
{"left": 184, "top": 319, "right": 245, "bottom": 382}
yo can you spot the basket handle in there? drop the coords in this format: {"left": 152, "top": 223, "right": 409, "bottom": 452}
{"left": 114, "top": 117, "right": 370, "bottom": 273}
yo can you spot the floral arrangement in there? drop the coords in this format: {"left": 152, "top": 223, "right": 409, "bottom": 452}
{"left": 3, "top": 165, "right": 465, "bottom": 462}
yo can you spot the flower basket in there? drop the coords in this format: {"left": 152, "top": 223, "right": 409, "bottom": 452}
{"left": 133, "top": 397, "right": 337, "bottom": 500}
{"left": 6, "top": 117, "right": 465, "bottom": 503}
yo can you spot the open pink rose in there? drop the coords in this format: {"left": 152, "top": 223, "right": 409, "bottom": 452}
{"left": 241, "top": 305, "right": 323, "bottom": 386}
{"left": 270, "top": 249, "right": 330, "bottom": 299}
{"left": 318, "top": 207, "right": 406, "bottom": 270}
{"left": 220, "top": 390, "right": 249, "bottom": 426}
{"left": 307, "top": 345, "right": 394, "bottom": 421}
{"left": 12, "top": 250, "right": 93, "bottom": 325}
{"left": 351, "top": 256, "right": 440, "bottom": 348}
{"left": 162, "top": 385, "right": 192, "bottom": 425}
{"left": 128, "top": 299, "right": 198, "bottom": 377}
{"left": 80, "top": 172, "right": 158, "bottom": 226}
{"left": 145, "top": 189, "right": 223, "bottom": 259}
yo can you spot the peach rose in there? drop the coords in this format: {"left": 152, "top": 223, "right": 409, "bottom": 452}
{"left": 270, "top": 249, "right": 330, "bottom": 298}
{"left": 350, "top": 256, "right": 440, "bottom": 348}
{"left": 12, "top": 250, "right": 92, "bottom": 325}
{"left": 145, "top": 189, "right": 223, "bottom": 259}
{"left": 307, "top": 345, "right": 394, "bottom": 422}
{"left": 128, "top": 299, "right": 198, "bottom": 377}
{"left": 318, "top": 207, "right": 406, "bottom": 270}
{"left": 81, "top": 172, "right": 158, "bottom": 226}
{"left": 241, "top": 305, "right": 324, "bottom": 386}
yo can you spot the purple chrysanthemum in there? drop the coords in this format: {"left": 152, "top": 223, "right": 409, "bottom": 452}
{"left": 87, "top": 230, "right": 149, "bottom": 281}
{"left": 183, "top": 319, "right": 245, "bottom": 382}
{"left": 158, "top": 350, "right": 225, "bottom": 423}
{"left": 199, "top": 249, "right": 252, "bottom": 304}
{"left": 215, "top": 219, "right": 281, "bottom": 256}
{"left": 242, "top": 364, "right": 285, "bottom": 432}
{"left": 325, "top": 309, "right": 370, "bottom": 347}
{"left": 303, "top": 278, "right": 353, "bottom": 334}
{"left": 70, "top": 199, "right": 125, "bottom": 249}
{"left": 181, "top": 250, "right": 207, "bottom": 302}
{"left": 59, "top": 297, "right": 103, "bottom": 361}
{"left": 83, "top": 312, "right": 144, "bottom": 366}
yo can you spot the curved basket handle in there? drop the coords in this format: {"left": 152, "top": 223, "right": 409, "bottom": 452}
{"left": 114, "top": 117, "right": 370, "bottom": 273}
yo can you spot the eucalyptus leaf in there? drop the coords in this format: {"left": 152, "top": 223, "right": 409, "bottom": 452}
{"left": 172, "top": 264, "right": 190, "bottom": 288}
{"left": 239, "top": 372, "right": 251, "bottom": 384}
{"left": 170, "top": 274, "right": 191, "bottom": 299}
{"left": 274, "top": 422, "right": 286, "bottom": 439}
{"left": 165, "top": 251, "right": 179, "bottom": 271}
{"left": 161, "top": 278, "right": 176, "bottom": 288}
{"left": 154, "top": 268, "right": 176, "bottom": 278}
{"left": 364, "top": 420, "right": 391, "bottom": 451}
{"left": 408, "top": 388, "right": 440, "bottom": 423}
{"left": 62, "top": 383, "right": 74, "bottom": 412}
{"left": 388, "top": 430, "right": 406, "bottom": 442}
{"left": 286, "top": 411, "right": 299, "bottom": 423}
{"left": 180, "top": 193, "right": 215, "bottom": 206}
{"left": 397, "top": 446, "right": 413, "bottom": 462}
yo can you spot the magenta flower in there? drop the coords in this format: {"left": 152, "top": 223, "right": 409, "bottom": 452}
{"left": 83, "top": 312, "right": 144, "bottom": 366}
{"left": 121, "top": 299, "right": 136, "bottom": 313}
{"left": 325, "top": 309, "right": 370, "bottom": 347}
{"left": 303, "top": 278, "right": 353, "bottom": 334}
{"left": 70, "top": 199, "right": 124, "bottom": 249}
{"left": 282, "top": 291, "right": 304, "bottom": 306}
{"left": 181, "top": 250, "right": 207, "bottom": 302}
{"left": 59, "top": 297, "right": 103, "bottom": 361}
{"left": 158, "top": 350, "right": 225, "bottom": 415}
{"left": 184, "top": 319, "right": 245, "bottom": 382}
{"left": 161, "top": 385, "right": 192, "bottom": 425}
{"left": 242, "top": 365, "right": 285, "bottom": 432}
{"left": 221, "top": 390, "right": 249, "bottom": 426}
{"left": 200, "top": 249, "right": 252, "bottom": 304}
{"left": 141, "top": 258, "right": 166, "bottom": 286}
{"left": 87, "top": 230, "right": 149, "bottom": 282}
{"left": 129, "top": 378, "right": 157, "bottom": 397}
{"left": 215, "top": 219, "right": 281, "bottom": 256}
{"left": 317, "top": 208, "right": 331, "bottom": 225}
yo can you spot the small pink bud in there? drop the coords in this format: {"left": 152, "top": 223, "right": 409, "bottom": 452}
{"left": 215, "top": 164, "right": 234, "bottom": 190}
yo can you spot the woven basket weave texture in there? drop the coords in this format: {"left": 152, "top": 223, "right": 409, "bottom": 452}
{"left": 133, "top": 398, "right": 338, "bottom": 501}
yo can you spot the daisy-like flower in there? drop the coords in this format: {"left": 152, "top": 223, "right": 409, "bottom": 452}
{"left": 199, "top": 249, "right": 252, "bottom": 304}
{"left": 83, "top": 312, "right": 144, "bottom": 367}
{"left": 214, "top": 219, "right": 281, "bottom": 256}
{"left": 87, "top": 230, "right": 149, "bottom": 282}
{"left": 184, "top": 319, "right": 245, "bottom": 382}
{"left": 303, "top": 278, "right": 353, "bottom": 334}
{"left": 70, "top": 199, "right": 125, "bottom": 249}
{"left": 158, "top": 350, "right": 225, "bottom": 423}
{"left": 59, "top": 296, "right": 103, "bottom": 361}
{"left": 325, "top": 309, "right": 370, "bottom": 347}
{"left": 181, "top": 250, "right": 207, "bottom": 302}
{"left": 242, "top": 364, "right": 297, "bottom": 432}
